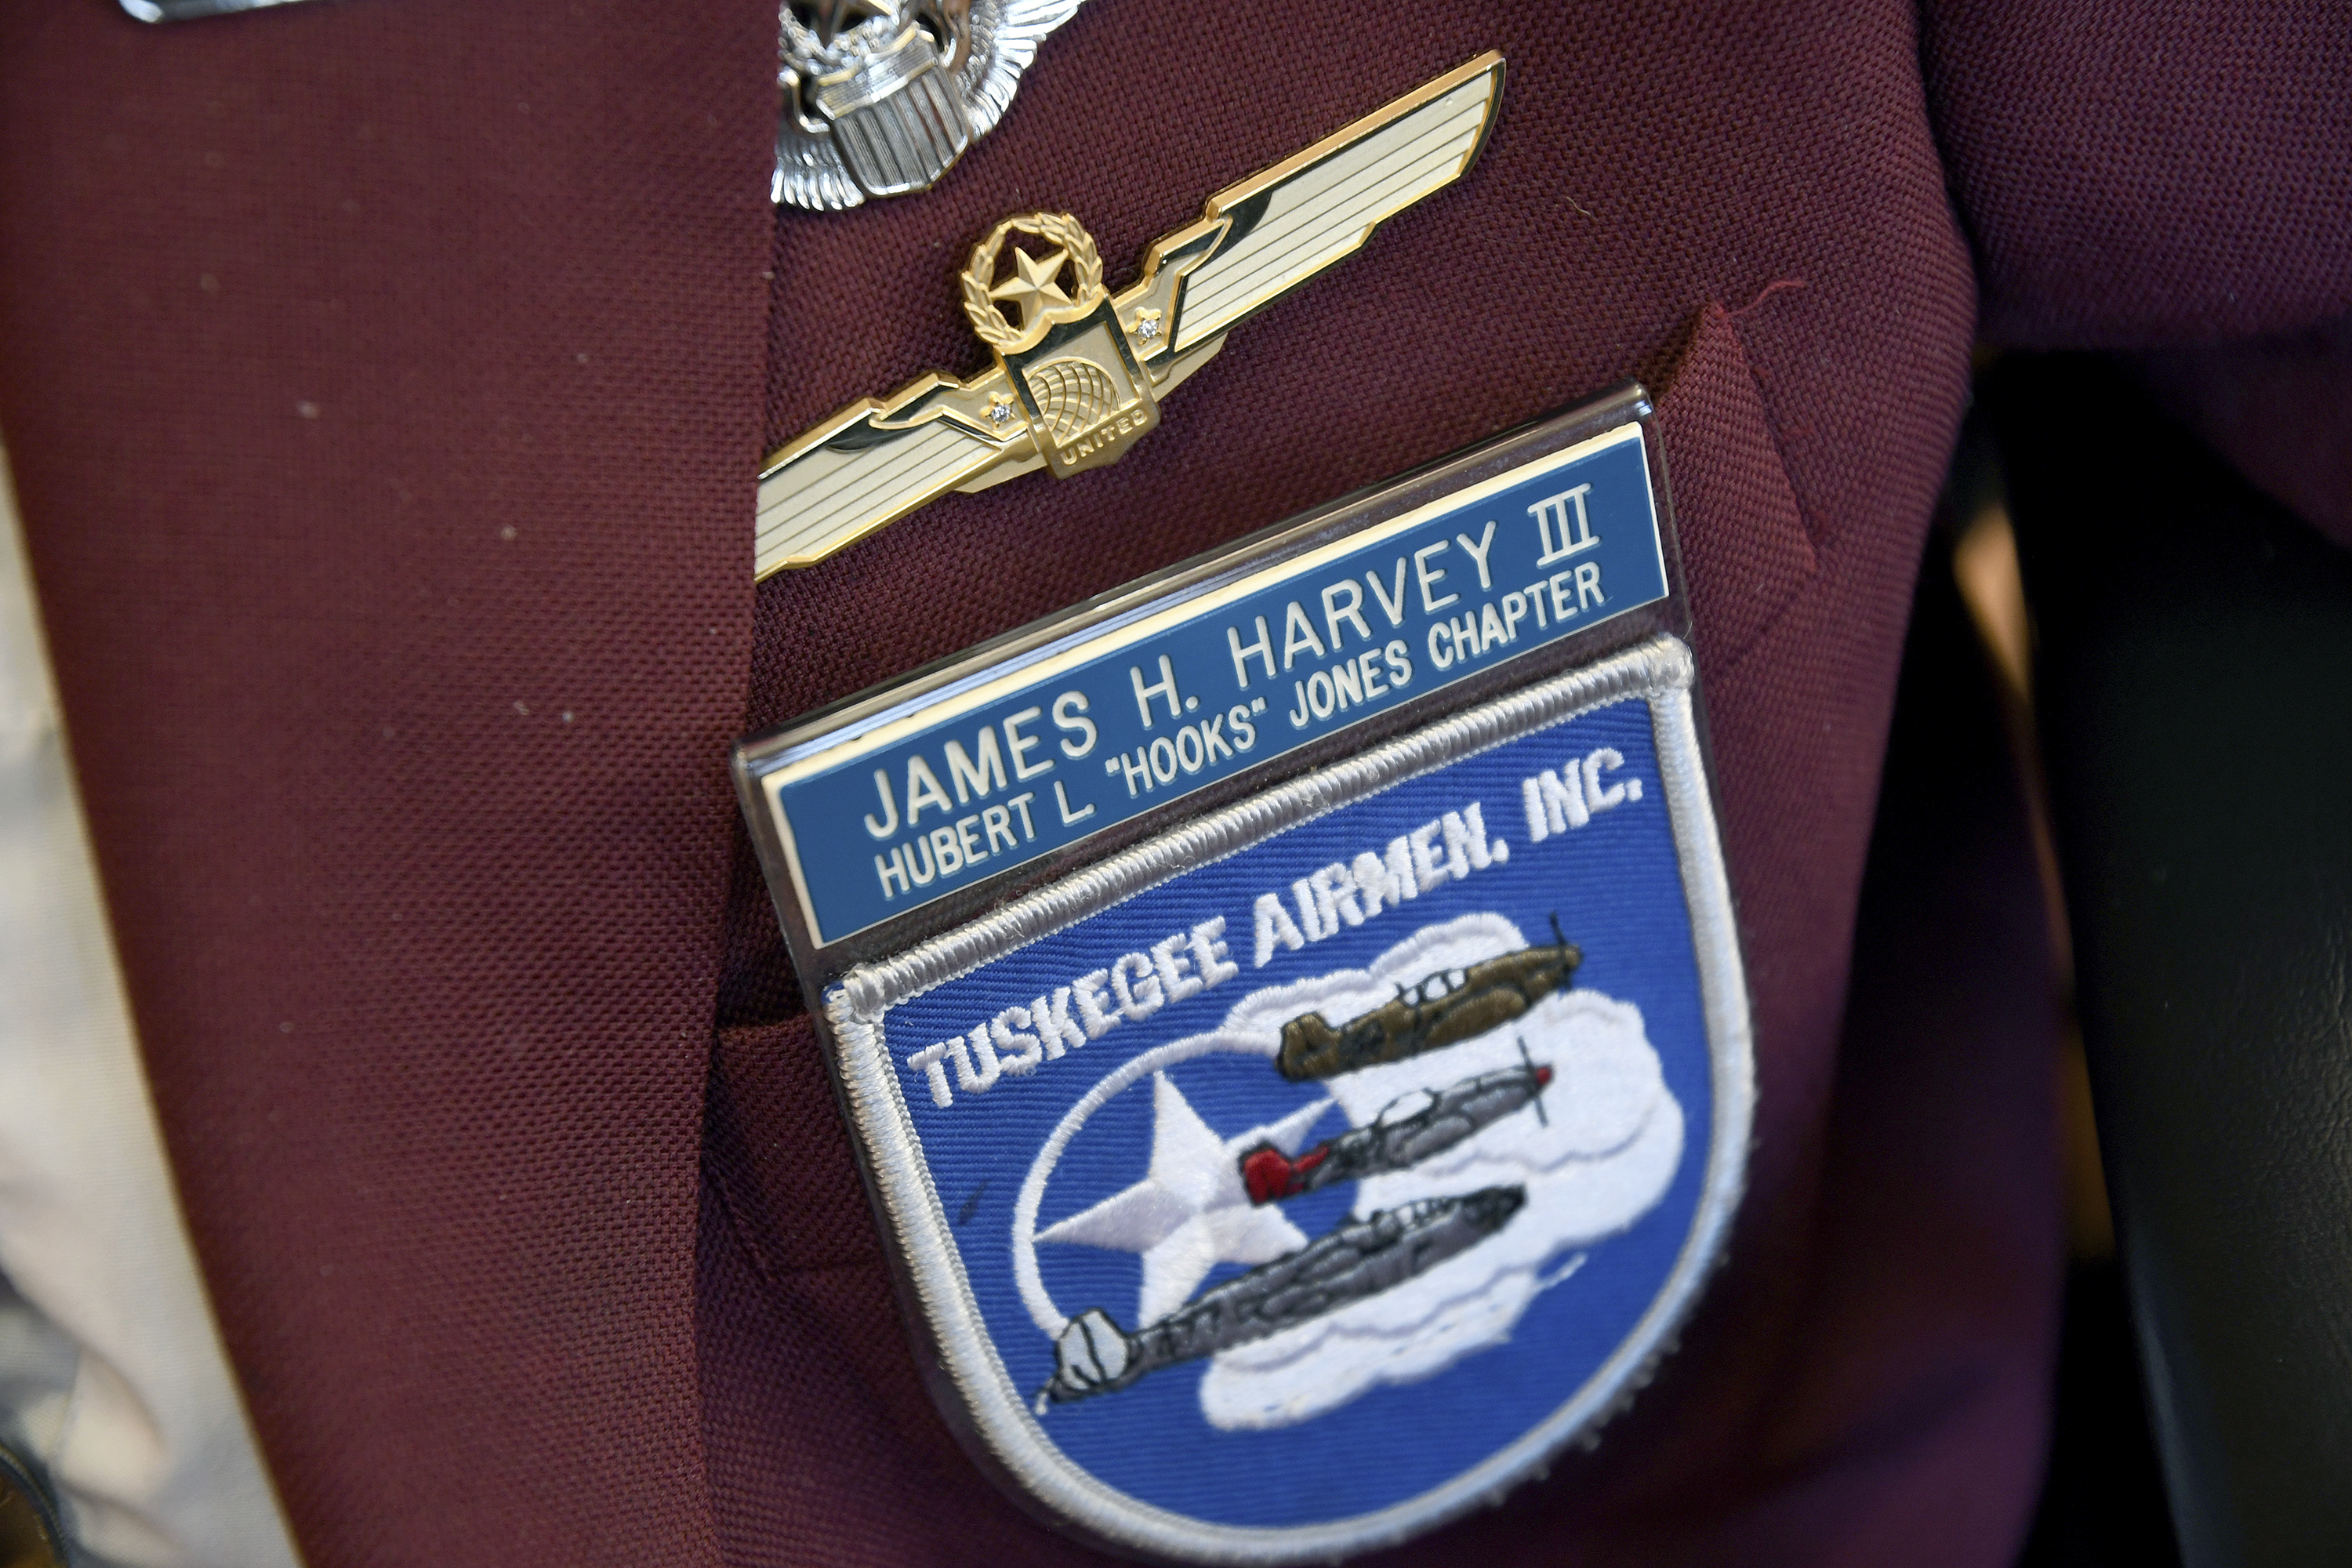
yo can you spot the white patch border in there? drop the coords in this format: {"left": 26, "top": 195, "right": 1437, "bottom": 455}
{"left": 822, "top": 633, "right": 1754, "bottom": 1564}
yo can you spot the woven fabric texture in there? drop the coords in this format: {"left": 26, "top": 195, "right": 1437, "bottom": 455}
{"left": 2139, "top": 320, "right": 2352, "bottom": 554}
{"left": 0, "top": 0, "right": 2339, "bottom": 1561}
{"left": 0, "top": 2, "right": 779, "bottom": 1563}
{"left": 1924, "top": 0, "right": 2352, "bottom": 347}
{"left": 705, "top": 0, "right": 2012, "bottom": 1560}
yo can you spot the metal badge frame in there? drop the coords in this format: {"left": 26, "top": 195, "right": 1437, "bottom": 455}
{"left": 739, "top": 382, "right": 1693, "bottom": 995}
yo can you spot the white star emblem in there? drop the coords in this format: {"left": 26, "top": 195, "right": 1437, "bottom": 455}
{"left": 1038, "top": 1073, "right": 1333, "bottom": 1326}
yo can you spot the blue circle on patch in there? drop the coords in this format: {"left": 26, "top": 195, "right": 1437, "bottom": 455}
{"left": 857, "top": 686, "right": 1749, "bottom": 1556}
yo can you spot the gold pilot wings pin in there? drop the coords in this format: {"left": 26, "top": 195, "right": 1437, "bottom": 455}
{"left": 756, "top": 52, "right": 1506, "bottom": 578}
{"left": 732, "top": 384, "right": 1754, "bottom": 1563}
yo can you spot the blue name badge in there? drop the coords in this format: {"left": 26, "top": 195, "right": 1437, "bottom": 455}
{"left": 734, "top": 387, "right": 1754, "bottom": 1563}
{"left": 739, "top": 401, "right": 1670, "bottom": 957}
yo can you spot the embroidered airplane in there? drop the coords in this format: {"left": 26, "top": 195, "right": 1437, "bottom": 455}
{"left": 1036, "top": 928, "right": 1577, "bottom": 1407}
{"left": 1276, "top": 920, "right": 1581, "bottom": 1080}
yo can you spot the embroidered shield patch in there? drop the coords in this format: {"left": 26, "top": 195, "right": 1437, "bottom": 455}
{"left": 820, "top": 637, "right": 1750, "bottom": 1561}
{"left": 741, "top": 387, "right": 1752, "bottom": 1560}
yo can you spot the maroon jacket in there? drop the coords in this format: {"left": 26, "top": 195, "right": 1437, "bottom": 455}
{"left": 0, "top": 1, "right": 2343, "bottom": 1563}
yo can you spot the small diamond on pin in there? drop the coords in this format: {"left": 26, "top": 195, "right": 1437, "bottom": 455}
{"left": 1134, "top": 310, "right": 1163, "bottom": 343}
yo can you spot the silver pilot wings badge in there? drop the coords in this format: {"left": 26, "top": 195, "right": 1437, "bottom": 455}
{"left": 756, "top": 52, "right": 1505, "bottom": 578}
{"left": 778, "top": 0, "right": 1087, "bottom": 209}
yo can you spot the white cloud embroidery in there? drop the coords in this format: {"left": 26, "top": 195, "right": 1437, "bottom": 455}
{"left": 1197, "top": 913, "right": 1683, "bottom": 1428}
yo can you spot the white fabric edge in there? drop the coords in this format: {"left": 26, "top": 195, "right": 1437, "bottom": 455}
{"left": 0, "top": 443, "right": 306, "bottom": 1568}
{"left": 823, "top": 632, "right": 1755, "bottom": 1564}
